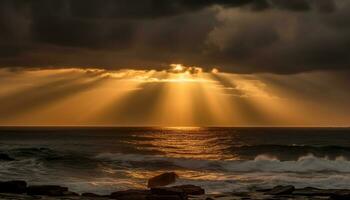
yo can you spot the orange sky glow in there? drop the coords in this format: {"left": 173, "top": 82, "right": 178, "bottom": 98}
{"left": 0, "top": 65, "right": 349, "bottom": 127}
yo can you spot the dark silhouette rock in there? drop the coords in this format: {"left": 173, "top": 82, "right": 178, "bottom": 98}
{"left": 293, "top": 187, "right": 341, "bottom": 196}
{"left": 0, "top": 180, "right": 27, "bottom": 194}
{"left": 231, "top": 192, "right": 250, "bottom": 197}
{"left": 172, "top": 185, "right": 205, "bottom": 195}
{"left": 26, "top": 185, "right": 68, "bottom": 196}
{"left": 266, "top": 185, "right": 295, "bottom": 195}
{"left": 111, "top": 187, "right": 188, "bottom": 200}
{"left": 147, "top": 194, "right": 186, "bottom": 200}
{"left": 82, "top": 192, "right": 104, "bottom": 197}
{"left": 331, "top": 190, "right": 350, "bottom": 200}
{"left": 62, "top": 191, "right": 79, "bottom": 196}
{"left": 255, "top": 188, "right": 271, "bottom": 192}
{"left": 151, "top": 187, "right": 184, "bottom": 195}
{"left": 0, "top": 153, "right": 14, "bottom": 161}
{"left": 147, "top": 172, "right": 178, "bottom": 188}
{"left": 110, "top": 189, "right": 150, "bottom": 200}
{"left": 151, "top": 187, "right": 186, "bottom": 200}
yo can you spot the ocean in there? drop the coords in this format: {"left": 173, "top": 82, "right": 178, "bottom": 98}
{"left": 1, "top": 127, "right": 350, "bottom": 194}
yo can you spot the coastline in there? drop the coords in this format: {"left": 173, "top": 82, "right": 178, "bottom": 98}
{"left": 1, "top": 180, "right": 350, "bottom": 200}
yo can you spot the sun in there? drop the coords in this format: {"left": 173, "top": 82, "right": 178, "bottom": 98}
{"left": 170, "top": 64, "right": 185, "bottom": 73}
{"left": 164, "top": 64, "right": 214, "bottom": 83}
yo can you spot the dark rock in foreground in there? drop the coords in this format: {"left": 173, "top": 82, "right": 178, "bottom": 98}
{"left": 0, "top": 153, "right": 15, "bottom": 161}
{"left": 331, "top": 190, "right": 350, "bottom": 200}
{"left": 293, "top": 187, "right": 342, "bottom": 196}
{"left": 109, "top": 185, "right": 204, "bottom": 200}
{"left": 0, "top": 181, "right": 27, "bottom": 194}
{"left": 26, "top": 185, "right": 69, "bottom": 196}
{"left": 265, "top": 185, "right": 295, "bottom": 195}
{"left": 63, "top": 191, "right": 80, "bottom": 196}
{"left": 147, "top": 172, "right": 178, "bottom": 188}
{"left": 109, "top": 186, "right": 194, "bottom": 200}
{"left": 147, "top": 194, "right": 186, "bottom": 200}
{"left": 82, "top": 192, "right": 106, "bottom": 198}
{"left": 172, "top": 185, "right": 205, "bottom": 195}
{"left": 3, "top": 179, "right": 350, "bottom": 200}
{"left": 151, "top": 187, "right": 184, "bottom": 196}
{"left": 110, "top": 189, "right": 150, "bottom": 200}
{"left": 151, "top": 187, "right": 186, "bottom": 200}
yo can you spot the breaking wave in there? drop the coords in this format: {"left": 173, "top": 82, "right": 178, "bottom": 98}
{"left": 230, "top": 145, "right": 350, "bottom": 160}
{"left": 96, "top": 153, "right": 350, "bottom": 173}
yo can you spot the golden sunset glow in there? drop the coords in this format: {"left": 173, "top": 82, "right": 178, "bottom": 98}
{"left": 0, "top": 65, "right": 349, "bottom": 127}
{"left": 170, "top": 64, "right": 185, "bottom": 73}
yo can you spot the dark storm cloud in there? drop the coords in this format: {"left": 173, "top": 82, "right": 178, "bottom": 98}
{"left": 204, "top": 1, "right": 350, "bottom": 73}
{"left": 0, "top": 0, "right": 348, "bottom": 73}
{"left": 33, "top": 17, "right": 136, "bottom": 49}
{"left": 30, "top": 0, "right": 260, "bottom": 19}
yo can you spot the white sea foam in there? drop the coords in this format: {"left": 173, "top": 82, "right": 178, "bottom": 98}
{"left": 92, "top": 152, "right": 350, "bottom": 193}
{"left": 96, "top": 153, "right": 350, "bottom": 173}
{"left": 222, "top": 154, "right": 350, "bottom": 173}
{"left": 2, "top": 153, "right": 350, "bottom": 194}
{"left": 0, "top": 158, "right": 46, "bottom": 181}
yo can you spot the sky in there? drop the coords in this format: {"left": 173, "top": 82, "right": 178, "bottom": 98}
{"left": 0, "top": 0, "right": 349, "bottom": 126}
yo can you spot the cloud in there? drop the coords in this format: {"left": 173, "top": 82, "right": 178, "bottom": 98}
{"left": 0, "top": 0, "right": 348, "bottom": 74}
{"left": 205, "top": 3, "right": 350, "bottom": 73}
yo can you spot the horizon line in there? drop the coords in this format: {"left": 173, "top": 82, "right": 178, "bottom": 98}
{"left": 0, "top": 125, "right": 349, "bottom": 129}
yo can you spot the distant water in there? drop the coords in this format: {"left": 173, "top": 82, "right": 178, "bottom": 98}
{"left": 1, "top": 127, "right": 350, "bottom": 194}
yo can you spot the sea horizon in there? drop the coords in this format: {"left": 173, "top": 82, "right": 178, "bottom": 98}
{"left": 1, "top": 126, "right": 350, "bottom": 129}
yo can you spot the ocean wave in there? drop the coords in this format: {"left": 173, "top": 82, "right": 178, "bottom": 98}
{"left": 230, "top": 145, "right": 350, "bottom": 160}
{"left": 96, "top": 153, "right": 350, "bottom": 173}
{"left": 4, "top": 147, "right": 59, "bottom": 158}
{"left": 223, "top": 154, "right": 350, "bottom": 173}
{"left": 0, "top": 147, "right": 101, "bottom": 172}
{"left": 0, "top": 158, "right": 47, "bottom": 180}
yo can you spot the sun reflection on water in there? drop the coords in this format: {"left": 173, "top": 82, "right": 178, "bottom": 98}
{"left": 129, "top": 129, "right": 235, "bottom": 160}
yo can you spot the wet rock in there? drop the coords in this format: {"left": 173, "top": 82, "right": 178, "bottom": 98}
{"left": 62, "top": 191, "right": 79, "bottom": 196}
{"left": 172, "top": 185, "right": 205, "bottom": 195}
{"left": 255, "top": 188, "right": 271, "bottom": 192}
{"left": 212, "top": 194, "right": 231, "bottom": 198}
{"left": 110, "top": 189, "right": 150, "bottom": 200}
{"left": 147, "top": 194, "right": 186, "bottom": 200}
{"left": 0, "top": 153, "right": 15, "bottom": 161}
{"left": 26, "top": 185, "right": 68, "bottom": 196}
{"left": 151, "top": 187, "right": 187, "bottom": 200}
{"left": 151, "top": 187, "right": 184, "bottom": 196}
{"left": 147, "top": 172, "right": 178, "bottom": 188}
{"left": 82, "top": 192, "right": 105, "bottom": 197}
{"left": 293, "top": 187, "right": 340, "bottom": 196}
{"left": 330, "top": 190, "right": 350, "bottom": 200}
{"left": 0, "top": 193, "right": 33, "bottom": 200}
{"left": 231, "top": 192, "right": 250, "bottom": 197}
{"left": 0, "top": 180, "right": 27, "bottom": 194}
{"left": 265, "top": 185, "right": 295, "bottom": 195}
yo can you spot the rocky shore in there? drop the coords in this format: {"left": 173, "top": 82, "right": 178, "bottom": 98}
{"left": 1, "top": 180, "right": 350, "bottom": 200}
{"left": 0, "top": 172, "right": 350, "bottom": 200}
